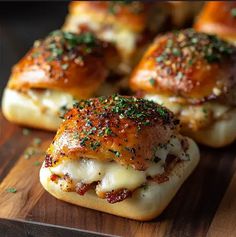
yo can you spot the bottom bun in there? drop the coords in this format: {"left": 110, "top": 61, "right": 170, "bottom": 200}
{"left": 40, "top": 138, "right": 200, "bottom": 221}
{"left": 183, "top": 109, "right": 236, "bottom": 148}
{"left": 2, "top": 88, "right": 66, "bottom": 131}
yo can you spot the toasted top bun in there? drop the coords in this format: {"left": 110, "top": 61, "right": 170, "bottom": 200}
{"left": 45, "top": 95, "right": 179, "bottom": 171}
{"left": 130, "top": 29, "right": 236, "bottom": 104}
{"left": 67, "top": 1, "right": 162, "bottom": 34}
{"left": 194, "top": 2, "right": 236, "bottom": 42}
{"left": 63, "top": 1, "right": 169, "bottom": 63}
{"left": 8, "top": 30, "right": 119, "bottom": 99}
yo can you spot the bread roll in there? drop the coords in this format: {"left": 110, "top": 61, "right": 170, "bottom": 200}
{"left": 130, "top": 29, "right": 236, "bottom": 147}
{"left": 2, "top": 30, "right": 119, "bottom": 131}
{"left": 63, "top": 1, "right": 170, "bottom": 71}
{"left": 40, "top": 95, "right": 200, "bottom": 220}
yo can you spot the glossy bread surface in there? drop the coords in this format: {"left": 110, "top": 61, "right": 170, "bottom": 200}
{"left": 194, "top": 2, "right": 236, "bottom": 42}
{"left": 68, "top": 1, "right": 151, "bottom": 32}
{"left": 130, "top": 29, "right": 236, "bottom": 103}
{"left": 45, "top": 95, "right": 179, "bottom": 171}
{"left": 8, "top": 30, "right": 118, "bottom": 99}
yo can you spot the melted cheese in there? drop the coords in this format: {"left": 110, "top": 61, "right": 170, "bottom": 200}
{"left": 145, "top": 94, "right": 230, "bottom": 123}
{"left": 27, "top": 89, "right": 74, "bottom": 115}
{"left": 49, "top": 136, "right": 193, "bottom": 193}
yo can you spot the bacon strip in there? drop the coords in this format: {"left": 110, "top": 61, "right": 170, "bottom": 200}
{"left": 75, "top": 182, "right": 93, "bottom": 195}
{"left": 105, "top": 189, "right": 132, "bottom": 204}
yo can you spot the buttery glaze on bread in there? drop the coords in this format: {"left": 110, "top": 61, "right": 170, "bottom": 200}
{"left": 40, "top": 95, "right": 200, "bottom": 220}
{"left": 2, "top": 30, "right": 119, "bottom": 131}
{"left": 63, "top": 1, "right": 169, "bottom": 69}
{"left": 7, "top": 30, "right": 118, "bottom": 99}
{"left": 130, "top": 29, "right": 236, "bottom": 147}
{"left": 194, "top": 2, "right": 236, "bottom": 44}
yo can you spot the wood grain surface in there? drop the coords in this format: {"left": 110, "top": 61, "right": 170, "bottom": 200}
{"left": 0, "top": 113, "right": 236, "bottom": 237}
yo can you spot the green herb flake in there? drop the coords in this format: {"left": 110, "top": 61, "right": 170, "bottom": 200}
{"left": 167, "top": 39, "right": 173, "bottom": 48}
{"left": 23, "top": 147, "right": 36, "bottom": 160}
{"left": 80, "top": 136, "right": 89, "bottom": 146}
{"left": 22, "top": 128, "right": 30, "bottom": 136}
{"left": 46, "top": 56, "right": 54, "bottom": 62}
{"left": 6, "top": 187, "right": 17, "bottom": 193}
{"left": 202, "top": 108, "right": 208, "bottom": 117}
{"left": 105, "top": 127, "right": 112, "bottom": 136}
{"left": 61, "top": 64, "right": 69, "bottom": 70}
{"left": 73, "top": 132, "right": 79, "bottom": 140}
{"left": 32, "top": 51, "right": 40, "bottom": 58}
{"left": 34, "top": 161, "right": 41, "bottom": 166}
{"left": 156, "top": 55, "right": 164, "bottom": 63}
{"left": 231, "top": 8, "right": 236, "bottom": 17}
{"left": 109, "top": 149, "right": 120, "bottom": 157}
{"left": 90, "top": 141, "right": 101, "bottom": 150}
{"left": 108, "top": 2, "right": 117, "bottom": 14}
{"left": 156, "top": 107, "right": 166, "bottom": 118}
{"left": 33, "top": 138, "right": 42, "bottom": 146}
{"left": 149, "top": 78, "right": 156, "bottom": 87}
{"left": 172, "top": 48, "right": 181, "bottom": 56}
{"left": 175, "top": 71, "right": 184, "bottom": 81}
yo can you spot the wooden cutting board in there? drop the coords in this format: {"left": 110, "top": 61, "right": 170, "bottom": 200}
{"left": 0, "top": 112, "right": 236, "bottom": 237}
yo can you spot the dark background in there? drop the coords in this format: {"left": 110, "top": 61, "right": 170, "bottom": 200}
{"left": 0, "top": 2, "right": 69, "bottom": 98}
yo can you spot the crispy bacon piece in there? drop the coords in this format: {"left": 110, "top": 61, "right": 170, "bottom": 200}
{"left": 149, "top": 174, "right": 169, "bottom": 184}
{"left": 44, "top": 154, "right": 53, "bottom": 168}
{"left": 181, "top": 138, "right": 189, "bottom": 152}
{"left": 75, "top": 182, "right": 93, "bottom": 196}
{"left": 165, "top": 154, "right": 180, "bottom": 172}
{"left": 105, "top": 189, "right": 132, "bottom": 204}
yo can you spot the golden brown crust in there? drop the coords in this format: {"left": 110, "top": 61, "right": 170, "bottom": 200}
{"left": 68, "top": 1, "right": 155, "bottom": 33}
{"left": 130, "top": 29, "right": 236, "bottom": 103}
{"left": 8, "top": 30, "right": 119, "bottom": 99}
{"left": 64, "top": 1, "right": 170, "bottom": 65}
{"left": 45, "top": 95, "right": 179, "bottom": 171}
{"left": 194, "top": 2, "right": 236, "bottom": 42}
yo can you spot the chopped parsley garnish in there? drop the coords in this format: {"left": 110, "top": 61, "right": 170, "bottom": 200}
{"left": 108, "top": 2, "right": 117, "bottom": 14}
{"left": 61, "top": 64, "right": 69, "bottom": 70}
{"left": 6, "top": 187, "right": 17, "bottom": 193}
{"left": 172, "top": 48, "right": 181, "bottom": 56}
{"left": 34, "top": 161, "right": 41, "bottom": 166}
{"left": 22, "top": 128, "right": 30, "bottom": 136}
{"left": 32, "top": 51, "right": 40, "bottom": 58}
{"left": 109, "top": 149, "right": 121, "bottom": 157}
{"left": 33, "top": 30, "right": 97, "bottom": 63}
{"left": 33, "top": 138, "right": 42, "bottom": 146}
{"left": 149, "top": 78, "right": 156, "bottom": 86}
{"left": 175, "top": 71, "right": 183, "bottom": 81}
{"left": 80, "top": 136, "right": 89, "bottom": 146}
{"left": 154, "top": 29, "right": 234, "bottom": 80}
{"left": 105, "top": 127, "right": 112, "bottom": 135}
{"left": 23, "top": 147, "right": 36, "bottom": 159}
{"left": 156, "top": 55, "right": 164, "bottom": 63}
{"left": 231, "top": 8, "right": 236, "bottom": 17}
{"left": 63, "top": 95, "right": 176, "bottom": 156}
{"left": 90, "top": 141, "right": 101, "bottom": 150}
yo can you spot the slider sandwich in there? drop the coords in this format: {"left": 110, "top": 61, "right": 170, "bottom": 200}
{"left": 40, "top": 95, "right": 200, "bottom": 220}
{"left": 2, "top": 30, "right": 119, "bottom": 131}
{"left": 130, "top": 29, "right": 236, "bottom": 147}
